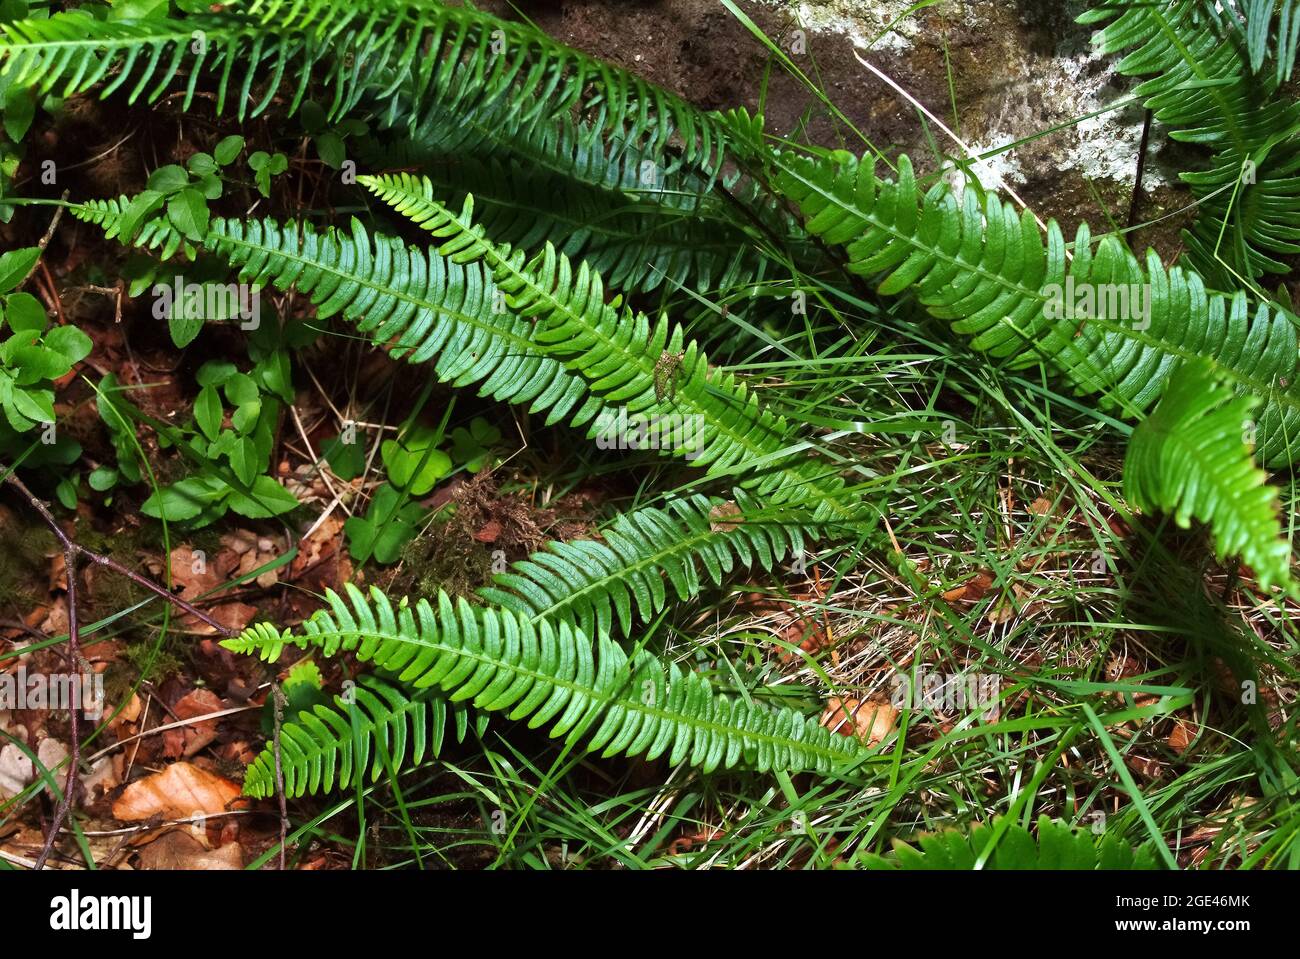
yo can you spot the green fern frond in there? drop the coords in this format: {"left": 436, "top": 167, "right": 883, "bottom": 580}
{"left": 364, "top": 152, "right": 762, "bottom": 295}
{"left": 0, "top": 0, "right": 734, "bottom": 181}
{"left": 478, "top": 492, "right": 820, "bottom": 640}
{"left": 861, "top": 815, "right": 1162, "bottom": 869}
{"left": 1124, "top": 357, "right": 1292, "bottom": 593}
{"left": 359, "top": 172, "right": 852, "bottom": 515}
{"left": 75, "top": 192, "right": 852, "bottom": 516}
{"left": 774, "top": 148, "right": 1300, "bottom": 466}
{"left": 1081, "top": 0, "right": 1300, "bottom": 283}
{"left": 245, "top": 676, "right": 481, "bottom": 798}
{"left": 70, "top": 200, "right": 598, "bottom": 428}
{"left": 71, "top": 195, "right": 191, "bottom": 259}
{"left": 224, "top": 584, "right": 875, "bottom": 776}
{"left": 0, "top": 7, "right": 330, "bottom": 120}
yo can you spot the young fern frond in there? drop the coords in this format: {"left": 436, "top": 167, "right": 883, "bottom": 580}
{"left": 1081, "top": 1, "right": 1300, "bottom": 284}
{"left": 245, "top": 677, "right": 482, "bottom": 799}
{"left": 224, "top": 585, "right": 876, "bottom": 776}
{"left": 861, "top": 815, "right": 1162, "bottom": 870}
{"left": 774, "top": 149, "right": 1300, "bottom": 466}
{"left": 359, "top": 172, "right": 853, "bottom": 515}
{"left": 478, "top": 492, "right": 824, "bottom": 640}
{"left": 1124, "top": 358, "right": 1292, "bottom": 593}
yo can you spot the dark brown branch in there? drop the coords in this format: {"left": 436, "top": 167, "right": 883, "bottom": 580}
{"left": 18, "top": 191, "right": 70, "bottom": 291}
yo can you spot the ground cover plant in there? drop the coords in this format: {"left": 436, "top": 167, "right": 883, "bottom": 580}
{"left": 0, "top": 0, "right": 1298, "bottom": 872}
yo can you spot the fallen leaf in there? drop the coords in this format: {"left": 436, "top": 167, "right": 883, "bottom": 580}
{"left": 820, "top": 697, "right": 897, "bottom": 746}
{"left": 1167, "top": 719, "right": 1196, "bottom": 754}
{"left": 36, "top": 739, "right": 68, "bottom": 800}
{"left": 942, "top": 569, "right": 995, "bottom": 603}
{"left": 112, "top": 761, "right": 241, "bottom": 821}
{"left": 0, "top": 743, "right": 33, "bottom": 800}
{"left": 708, "top": 501, "right": 742, "bottom": 532}
{"left": 135, "top": 830, "right": 243, "bottom": 870}
{"left": 171, "top": 688, "right": 224, "bottom": 758}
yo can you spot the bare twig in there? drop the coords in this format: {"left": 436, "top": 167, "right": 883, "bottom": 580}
{"left": 1127, "top": 109, "right": 1154, "bottom": 231}
{"left": 18, "top": 191, "right": 70, "bottom": 290}
{"left": 271, "top": 684, "right": 289, "bottom": 870}
{"left": 5, "top": 471, "right": 83, "bottom": 871}
{"left": 3, "top": 470, "right": 236, "bottom": 636}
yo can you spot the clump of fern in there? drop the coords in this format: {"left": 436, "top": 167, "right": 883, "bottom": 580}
{"left": 1, "top": 1, "right": 1296, "bottom": 872}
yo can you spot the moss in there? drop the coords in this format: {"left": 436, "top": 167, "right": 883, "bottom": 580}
{"left": 0, "top": 510, "right": 56, "bottom": 612}
{"left": 388, "top": 513, "right": 497, "bottom": 600}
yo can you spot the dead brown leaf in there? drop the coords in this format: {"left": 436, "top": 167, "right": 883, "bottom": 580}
{"left": 135, "top": 830, "right": 243, "bottom": 870}
{"left": 112, "top": 761, "right": 241, "bottom": 822}
{"left": 819, "top": 696, "right": 897, "bottom": 746}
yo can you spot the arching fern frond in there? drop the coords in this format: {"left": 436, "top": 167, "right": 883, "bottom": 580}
{"left": 0, "top": 0, "right": 735, "bottom": 184}
{"left": 376, "top": 153, "right": 761, "bottom": 295}
{"left": 244, "top": 677, "right": 481, "bottom": 799}
{"left": 70, "top": 199, "right": 598, "bottom": 428}
{"left": 359, "top": 172, "right": 853, "bottom": 515}
{"left": 1124, "top": 357, "right": 1293, "bottom": 593}
{"left": 861, "top": 815, "right": 1163, "bottom": 870}
{"left": 0, "top": 7, "right": 332, "bottom": 120}
{"left": 478, "top": 492, "right": 823, "bottom": 640}
{"left": 224, "top": 585, "right": 875, "bottom": 776}
{"left": 774, "top": 149, "right": 1300, "bottom": 466}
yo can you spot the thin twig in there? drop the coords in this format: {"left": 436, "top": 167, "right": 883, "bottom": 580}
{"left": 271, "top": 684, "right": 289, "bottom": 870}
{"left": 7, "top": 472, "right": 83, "bottom": 871}
{"left": 1127, "top": 109, "right": 1154, "bottom": 231}
{"left": 18, "top": 191, "right": 69, "bottom": 290}
{"left": 2, "top": 470, "right": 237, "bottom": 636}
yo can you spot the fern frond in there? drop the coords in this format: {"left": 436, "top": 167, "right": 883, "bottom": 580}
{"left": 861, "top": 815, "right": 1162, "bottom": 869}
{"left": 1081, "top": 0, "right": 1300, "bottom": 283}
{"left": 1124, "top": 357, "right": 1292, "bottom": 593}
{"left": 71, "top": 195, "right": 191, "bottom": 259}
{"left": 70, "top": 201, "right": 598, "bottom": 428}
{"left": 0, "top": 8, "right": 331, "bottom": 119}
{"left": 224, "top": 584, "right": 875, "bottom": 776}
{"left": 359, "top": 172, "right": 853, "bottom": 515}
{"left": 363, "top": 152, "right": 762, "bottom": 295}
{"left": 478, "top": 492, "right": 819, "bottom": 640}
{"left": 774, "top": 149, "right": 1300, "bottom": 466}
{"left": 244, "top": 677, "right": 481, "bottom": 799}
{"left": 0, "top": 0, "right": 734, "bottom": 181}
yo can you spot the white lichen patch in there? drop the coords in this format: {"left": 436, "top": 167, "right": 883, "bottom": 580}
{"left": 761, "top": 0, "right": 925, "bottom": 54}
{"left": 757, "top": 0, "right": 1170, "bottom": 193}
